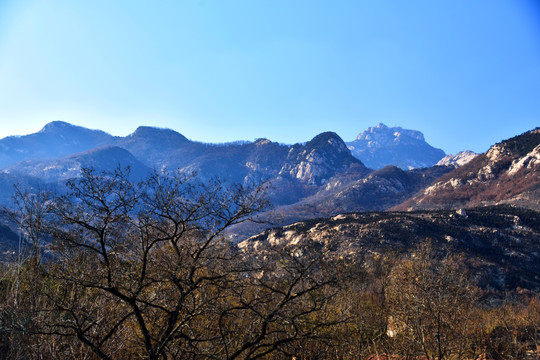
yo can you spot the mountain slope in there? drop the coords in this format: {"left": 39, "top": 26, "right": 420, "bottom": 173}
{"left": 346, "top": 123, "right": 446, "bottom": 169}
{"left": 229, "top": 164, "right": 452, "bottom": 240}
{"left": 116, "top": 126, "right": 193, "bottom": 168}
{"left": 397, "top": 128, "right": 540, "bottom": 210}
{"left": 0, "top": 124, "right": 369, "bottom": 207}
{"left": 305, "top": 164, "right": 453, "bottom": 212}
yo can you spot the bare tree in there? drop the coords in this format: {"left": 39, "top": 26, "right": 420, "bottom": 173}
{"left": 7, "top": 167, "right": 344, "bottom": 360}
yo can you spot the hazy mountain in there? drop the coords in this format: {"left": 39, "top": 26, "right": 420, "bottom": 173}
{"left": 0, "top": 123, "right": 367, "bottom": 207}
{"left": 0, "top": 121, "right": 114, "bottom": 168}
{"left": 397, "top": 128, "right": 540, "bottom": 210}
{"left": 116, "top": 126, "right": 194, "bottom": 169}
{"left": 436, "top": 150, "right": 478, "bottom": 167}
{"left": 240, "top": 206, "right": 540, "bottom": 291}
{"left": 6, "top": 146, "right": 152, "bottom": 182}
{"left": 346, "top": 123, "right": 446, "bottom": 169}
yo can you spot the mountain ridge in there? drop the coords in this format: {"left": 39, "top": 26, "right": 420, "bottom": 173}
{"left": 396, "top": 128, "right": 540, "bottom": 211}
{"left": 1, "top": 122, "right": 538, "bottom": 228}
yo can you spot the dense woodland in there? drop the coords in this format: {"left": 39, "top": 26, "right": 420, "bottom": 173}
{"left": 0, "top": 169, "right": 539, "bottom": 360}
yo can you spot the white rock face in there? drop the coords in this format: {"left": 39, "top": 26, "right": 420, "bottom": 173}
{"left": 507, "top": 144, "right": 540, "bottom": 176}
{"left": 486, "top": 144, "right": 511, "bottom": 162}
{"left": 355, "top": 123, "right": 425, "bottom": 144}
{"left": 436, "top": 151, "right": 478, "bottom": 167}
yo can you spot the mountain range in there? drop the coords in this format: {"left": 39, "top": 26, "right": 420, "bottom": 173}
{"left": 0, "top": 121, "right": 538, "bottom": 244}
{"left": 0, "top": 121, "right": 444, "bottom": 203}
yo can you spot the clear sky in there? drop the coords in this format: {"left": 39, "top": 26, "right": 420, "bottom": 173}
{"left": 0, "top": 0, "right": 539, "bottom": 154}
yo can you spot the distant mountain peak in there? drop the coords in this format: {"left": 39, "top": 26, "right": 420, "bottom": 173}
{"left": 0, "top": 121, "right": 114, "bottom": 168}
{"left": 347, "top": 123, "right": 444, "bottom": 169}
{"left": 39, "top": 120, "right": 72, "bottom": 130}
{"left": 254, "top": 138, "right": 272, "bottom": 146}
{"left": 38, "top": 121, "right": 112, "bottom": 139}
{"left": 39, "top": 121, "right": 81, "bottom": 133}
{"left": 130, "top": 126, "right": 187, "bottom": 140}
{"left": 355, "top": 123, "right": 425, "bottom": 143}
{"left": 305, "top": 131, "right": 350, "bottom": 153}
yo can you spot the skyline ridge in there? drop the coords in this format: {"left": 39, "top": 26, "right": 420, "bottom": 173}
{"left": 0, "top": 119, "right": 504, "bottom": 155}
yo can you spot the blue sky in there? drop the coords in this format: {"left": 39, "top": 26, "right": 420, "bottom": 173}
{"left": 0, "top": 0, "right": 539, "bottom": 154}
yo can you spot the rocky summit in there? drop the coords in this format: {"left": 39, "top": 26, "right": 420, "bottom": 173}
{"left": 278, "top": 132, "right": 363, "bottom": 185}
{"left": 346, "top": 123, "right": 446, "bottom": 169}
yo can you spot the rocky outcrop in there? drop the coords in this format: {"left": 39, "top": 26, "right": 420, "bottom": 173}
{"left": 436, "top": 151, "right": 478, "bottom": 168}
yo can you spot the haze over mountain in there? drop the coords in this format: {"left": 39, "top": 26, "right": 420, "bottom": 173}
{"left": 1, "top": 121, "right": 539, "bottom": 298}
{"left": 0, "top": 121, "right": 446, "bottom": 173}
{"left": 0, "top": 121, "right": 448, "bottom": 186}
{"left": 0, "top": 122, "right": 368, "bottom": 207}
{"left": 5, "top": 146, "right": 151, "bottom": 182}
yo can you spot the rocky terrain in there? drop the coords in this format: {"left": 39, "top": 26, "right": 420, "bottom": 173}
{"left": 231, "top": 164, "right": 454, "bottom": 239}
{"left": 240, "top": 205, "right": 540, "bottom": 292}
